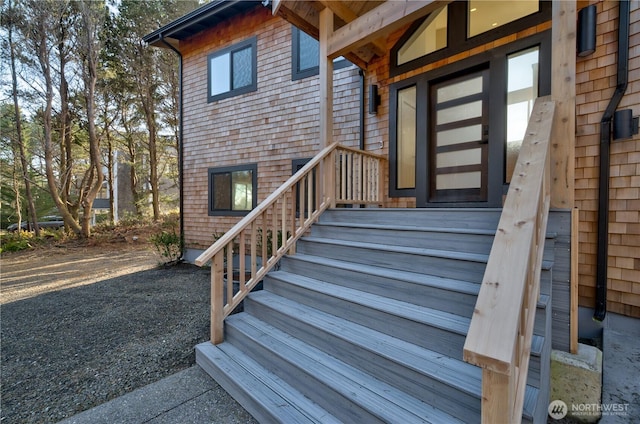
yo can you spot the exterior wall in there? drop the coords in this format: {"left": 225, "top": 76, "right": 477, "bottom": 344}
{"left": 575, "top": 0, "right": 640, "bottom": 318}
{"left": 179, "top": 6, "right": 361, "bottom": 251}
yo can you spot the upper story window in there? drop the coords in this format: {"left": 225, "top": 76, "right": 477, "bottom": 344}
{"left": 291, "top": 27, "right": 351, "bottom": 80}
{"left": 208, "top": 37, "right": 257, "bottom": 102}
{"left": 468, "top": 0, "right": 539, "bottom": 37}
{"left": 208, "top": 164, "right": 257, "bottom": 216}
{"left": 397, "top": 5, "right": 448, "bottom": 66}
{"left": 391, "top": 1, "right": 549, "bottom": 77}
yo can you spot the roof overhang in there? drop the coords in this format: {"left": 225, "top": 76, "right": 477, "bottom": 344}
{"left": 143, "top": 0, "right": 262, "bottom": 49}
{"left": 272, "top": 0, "right": 447, "bottom": 66}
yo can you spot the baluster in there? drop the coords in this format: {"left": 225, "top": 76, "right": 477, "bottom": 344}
{"left": 290, "top": 186, "right": 297, "bottom": 253}
{"left": 307, "top": 169, "right": 313, "bottom": 219}
{"left": 239, "top": 230, "right": 245, "bottom": 292}
{"left": 261, "top": 211, "right": 267, "bottom": 271}
{"left": 281, "top": 191, "right": 287, "bottom": 253}
{"left": 271, "top": 203, "right": 277, "bottom": 261}
{"left": 226, "top": 242, "right": 233, "bottom": 305}
{"left": 250, "top": 222, "right": 257, "bottom": 282}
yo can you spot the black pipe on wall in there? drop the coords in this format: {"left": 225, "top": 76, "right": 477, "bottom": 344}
{"left": 159, "top": 35, "right": 185, "bottom": 260}
{"left": 594, "top": 0, "right": 631, "bottom": 322}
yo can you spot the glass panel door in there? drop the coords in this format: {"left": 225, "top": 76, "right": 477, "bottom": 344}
{"left": 429, "top": 69, "right": 489, "bottom": 202}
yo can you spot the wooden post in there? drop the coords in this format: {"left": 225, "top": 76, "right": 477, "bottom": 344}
{"left": 482, "top": 368, "right": 515, "bottom": 424}
{"left": 551, "top": 0, "right": 576, "bottom": 209}
{"left": 319, "top": 7, "right": 334, "bottom": 148}
{"left": 211, "top": 253, "right": 224, "bottom": 344}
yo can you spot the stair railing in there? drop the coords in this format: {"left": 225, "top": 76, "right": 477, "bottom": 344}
{"left": 463, "top": 97, "right": 556, "bottom": 423}
{"left": 195, "top": 142, "right": 385, "bottom": 344}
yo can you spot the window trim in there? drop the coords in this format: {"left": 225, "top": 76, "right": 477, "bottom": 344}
{"left": 390, "top": 1, "right": 550, "bottom": 77}
{"left": 208, "top": 164, "right": 258, "bottom": 216}
{"left": 291, "top": 27, "right": 351, "bottom": 81}
{"left": 207, "top": 36, "right": 257, "bottom": 103}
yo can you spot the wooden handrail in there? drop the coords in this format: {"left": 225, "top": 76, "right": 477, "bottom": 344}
{"left": 195, "top": 143, "right": 385, "bottom": 344}
{"left": 463, "top": 97, "right": 556, "bottom": 423}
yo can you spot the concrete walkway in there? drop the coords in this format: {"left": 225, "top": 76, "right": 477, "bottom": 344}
{"left": 61, "top": 314, "right": 639, "bottom": 424}
{"left": 59, "top": 366, "right": 257, "bottom": 424}
{"left": 600, "top": 314, "right": 640, "bottom": 424}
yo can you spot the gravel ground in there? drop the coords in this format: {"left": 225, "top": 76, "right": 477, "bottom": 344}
{"left": 1, "top": 247, "right": 214, "bottom": 424}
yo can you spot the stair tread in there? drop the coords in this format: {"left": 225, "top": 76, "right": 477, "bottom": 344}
{"left": 315, "top": 221, "right": 498, "bottom": 235}
{"left": 227, "top": 312, "right": 466, "bottom": 424}
{"left": 316, "top": 221, "right": 559, "bottom": 239}
{"left": 197, "top": 342, "right": 341, "bottom": 424}
{"left": 263, "top": 272, "right": 545, "bottom": 356}
{"left": 250, "top": 290, "right": 483, "bottom": 396}
{"left": 285, "top": 253, "right": 480, "bottom": 294}
{"left": 301, "top": 236, "right": 490, "bottom": 263}
{"left": 300, "top": 236, "right": 555, "bottom": 270}
{"left": 267, "top": 270, "right": 471, "bottom": 335}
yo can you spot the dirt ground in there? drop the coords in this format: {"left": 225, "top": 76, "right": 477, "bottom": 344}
{"left": 0, "top": 240, "right": 213, "bottom": 423}
{"left": 1, "top": 243, "right": 159, "bottom": 305}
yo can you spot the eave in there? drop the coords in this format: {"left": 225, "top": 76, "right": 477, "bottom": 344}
{"left": 142, "top": 0, "right": 262, "bottom": 49}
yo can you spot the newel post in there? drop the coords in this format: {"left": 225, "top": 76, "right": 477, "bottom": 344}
{"left": 482, "top": 366, "right": 516, "bottom": 423}
{"left": 211, "top": 252, "right": 224, "bottom": 344}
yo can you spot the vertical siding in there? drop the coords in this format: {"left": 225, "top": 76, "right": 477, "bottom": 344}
{"left": 576, "top": 1, "right": 640, "bottom": 318}
{"left": 180, "top": 6, "right": 360, "bottom": 250}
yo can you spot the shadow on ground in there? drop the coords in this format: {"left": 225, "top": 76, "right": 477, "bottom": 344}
{"left": 1, "top": 263, "right": 210, "bottom": 424}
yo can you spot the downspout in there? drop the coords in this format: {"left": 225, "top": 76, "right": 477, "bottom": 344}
{"left": 159, "top": 34, "right": 185, "bottom": 260}
{"left": 594, "top": 0, "right": 630, "bottom": 322}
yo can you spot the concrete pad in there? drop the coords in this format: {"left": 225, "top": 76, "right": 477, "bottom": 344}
{"left": 600, "top": 314, "right": 640, "bottom": 424}
{"left": 550, "top": 343, "right": 603, "bottom": 423}
{"left": 59, "top": 366, "right": 257, "bottom": 424}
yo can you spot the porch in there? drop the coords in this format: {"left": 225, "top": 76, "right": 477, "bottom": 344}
{"left": 193, "top": 97, "right": 567, "bottom": 423}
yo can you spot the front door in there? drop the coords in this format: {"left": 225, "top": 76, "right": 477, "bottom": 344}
{"left": 427, "top": 68, "right": 489, "bottom": 203}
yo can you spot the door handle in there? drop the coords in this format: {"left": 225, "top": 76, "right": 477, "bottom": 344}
{"left": 480, "top": 125, "right": 489, "bottom": 144}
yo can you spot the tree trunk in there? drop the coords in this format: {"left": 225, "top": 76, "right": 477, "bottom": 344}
{"left": 8, "top": 0, "right": 39, "bottom": 235}
{"left": 79, "top": 0, "right": 104, "bottom": 238}
{"left": 32, "top": 2, "right": 82, "bottom": 235}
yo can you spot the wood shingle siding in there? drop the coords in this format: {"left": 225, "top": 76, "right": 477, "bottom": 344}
{"left": 576, "top": 1, "right": 640, "bottom": 318}
{"left": 180, "top": 6, "right": 361, "bottom": 250}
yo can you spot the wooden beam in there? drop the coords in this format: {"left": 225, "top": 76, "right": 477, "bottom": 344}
{"left": 319, "top": 7, "right": 334, "bottom": 148}
{"left": 272, "top": 0, "right": 282, "bottom": 15}
{"left": 318, "top": 0, "right": 387, "bottom": 57}
{"left": 550, "top": 0, "right": 576, "bottom": 209}
{"left": 327, "top": 0, "right": 444, "bottom": 59}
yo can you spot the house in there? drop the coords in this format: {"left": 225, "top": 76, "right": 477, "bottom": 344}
{"left": 144, "top": 1, "right": 639, "bottom": 422}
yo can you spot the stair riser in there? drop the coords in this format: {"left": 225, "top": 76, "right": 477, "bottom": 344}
{"left": 313, "top": 225, "right": 495, "bottom": 254}
{"left": 262, "top": 276, "right": 467, "bottom": 360}
{"left": 321, "top": 209, "right": 502, "bottom": 229}
{"left": 296, "top": 240, "right": 487, "bottom": 283}
{"left": 195, "top": 344, "right": 282, "bottom": 424}
{"left": 224, "top": 321, "right": 388, "bottom": 424}
{"left": 244, "top": 295, "right": 482, "bottom": 422}
{"left": 279, "top": 256, "right": 478, "bottom": 316}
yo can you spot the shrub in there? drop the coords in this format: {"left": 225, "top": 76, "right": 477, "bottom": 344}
{"left": 150, "top": 229, "right": 182, "bottom": 265}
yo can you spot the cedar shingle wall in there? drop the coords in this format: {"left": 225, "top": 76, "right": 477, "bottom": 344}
{"left": 180, "top": 6, "right": 361, "bottom": 250}
{"left": 576, "top": 1, "right": 640, "bottom": 317}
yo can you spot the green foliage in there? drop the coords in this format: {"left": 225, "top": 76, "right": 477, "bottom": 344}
{"left": 150, "top": 229, "right": 182, "bottom": 265}
{"left": 0, "top": 228, "right": 65, "bottom": 254}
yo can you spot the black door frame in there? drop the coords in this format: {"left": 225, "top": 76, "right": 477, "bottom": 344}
{"left": 388, "top": 31, "right": 551, "bottom": 208}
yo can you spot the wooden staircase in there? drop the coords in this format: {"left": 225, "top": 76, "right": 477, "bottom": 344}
{"left": 196, "top": 208, "right": 553, "bottom": 423}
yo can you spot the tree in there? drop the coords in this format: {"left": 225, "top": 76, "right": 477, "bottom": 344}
{"left": 76, "top": 0, "right": 106, "bottom": 236}
{"left": 2, "top": 0, "right": 40, "bottom": 234}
